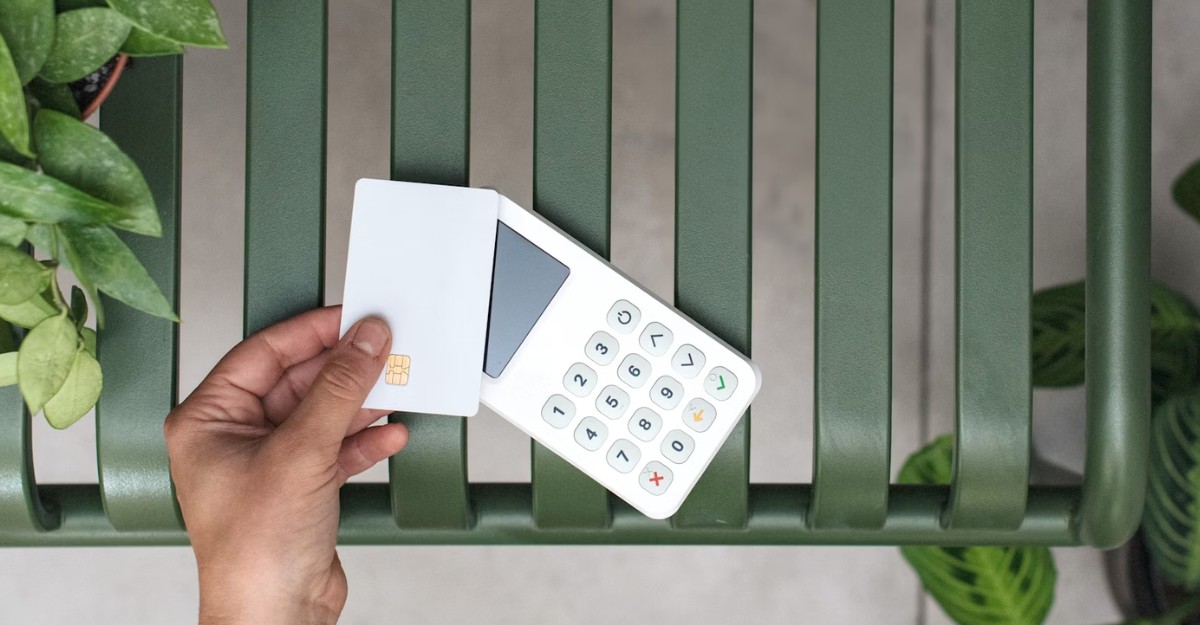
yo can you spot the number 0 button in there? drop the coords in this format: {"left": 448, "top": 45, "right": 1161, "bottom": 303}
{"left": 542, "top": 395, "right": 575, "bottom": 429}
{"left": 607, "top": 300, "right": 641, "bottom": 334}
{"left": 650, "top": 375, "right": 684, "bottom": 410}
{"left": 585, "top": 331, "right": 618, "bottom": 366}
{"left": 563, "top": 363, "right": 597, "bottom": 397}
{"left": 574, "top": 416, "right": 608, "bottom": 451}
{"left": 661, "top": 430, "right": 695, "bottom": 463}
{"left": 606, "top": 439, "right": 641, "bottom": 473}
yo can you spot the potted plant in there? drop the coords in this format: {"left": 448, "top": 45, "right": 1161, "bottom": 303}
{"left": 0, "top": 0, "right": 225, "bottom": 428}
{"left": 897, "top": 159, "right": 1200, "bottom": 625}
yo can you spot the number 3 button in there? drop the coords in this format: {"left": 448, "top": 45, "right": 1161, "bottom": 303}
{"left": 585, "top": 331, "right": 618, "bottom": 366}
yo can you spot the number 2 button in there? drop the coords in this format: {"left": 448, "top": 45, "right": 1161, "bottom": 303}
{"left": 563, "top": 363, "right": 597, "bottom": 397}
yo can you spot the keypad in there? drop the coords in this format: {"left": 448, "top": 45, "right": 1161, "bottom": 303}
{"left": 607, "top": 300, "right": 641, "bottom": 334}
{"left": 607, "top": 439, "right": 641, "bottom": 473}
{"left": 596, "top": 385, "right": 630, "bottom": 420}
{"left": 542, "top": 394, "right": 575, "bottom": 429}
{"left": 639, "top": 462, "right": 673, "bottom": 495}
{"left": 682, "top": 398, "right": 716, "bottom": 433}
{"left": 671, "top": 344, "right": 706, "bottom": 379}
{"left": 585, "top": 331, "right": 619, "bottom": 366}
{"left": 575, "top": 417, "right": 608, "bottom": 451}
{"left": 661, "top": 430, "right": 695, "bottom": 464}
{"left": 650, "top": 375, "right": 683, "bottom": 410}
{"left": 628, "top": 407, "right": 662, "bottom": 442}
{"left": 704, "top": 366, "right": 738, "bottom": 400}
{"left": 542, "top": 300, "right": 748, "bottom": 506}
{"left": 639, "top": 322, "right": 673, "bottom": 356}
{"left": 563, "top": 363, "right": 597, "bottom": 397}
{"left": 618, "top": 353, "right": 652, "bottom": 388}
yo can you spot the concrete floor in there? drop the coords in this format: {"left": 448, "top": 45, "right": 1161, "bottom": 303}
{"left": 5, "top": 0, "right": 1200, "bottom": 622}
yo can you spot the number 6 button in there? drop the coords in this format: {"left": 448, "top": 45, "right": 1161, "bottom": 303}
{"left": 618, "top": 353, "right": 651, "bottom": 388}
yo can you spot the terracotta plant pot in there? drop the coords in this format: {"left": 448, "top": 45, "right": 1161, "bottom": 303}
{"left": 72, "top": 54, "right": 129, "bottom": 120}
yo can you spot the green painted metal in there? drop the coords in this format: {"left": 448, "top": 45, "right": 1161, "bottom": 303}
{"left": 244, "top": 0, "right": 327, "bottom": 334}
{"left": 96, "top": 56, "right": 185, "bottom": 531}
{"left": 0, "top": 0, "right": 1153, "bottom": 548}
{"left": 0, "top": 321, "right": 58, "bottom": 534}
{"left": 531, "top": 0, "right": 613, "bottom": 529}
{"left": 0, "top": 484, "right": 1080, "bottom": 546}
{"left": 946, "top": 0, "right": 1033, "bottom": 531}
{"left": 672, "top": 0, "right": 752, "bottom": 529}
{"left": 1079, "top": 0, "right": 1152, "bottom": 550}
{"left": 810, "top": 0, "right": 893, "bottom": 530}
{"left": 388, "top": 0, "right": 472, "bottom": 530}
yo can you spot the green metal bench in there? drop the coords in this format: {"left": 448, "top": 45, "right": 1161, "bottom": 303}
{"left": 0, "top": 0, "right": 1150, "bottom": 548}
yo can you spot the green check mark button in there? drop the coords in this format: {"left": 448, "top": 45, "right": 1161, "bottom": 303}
{"left": 704, "top": 366, "right": 737, "bottom": 401}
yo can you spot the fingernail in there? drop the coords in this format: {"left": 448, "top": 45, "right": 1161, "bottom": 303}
{"left": 350, "top": 318, "right": 389, "bottom": 356}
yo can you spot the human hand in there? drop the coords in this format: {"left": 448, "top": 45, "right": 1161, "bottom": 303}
{"left": 164, "top": 307, "right": 408, "bottom": 625}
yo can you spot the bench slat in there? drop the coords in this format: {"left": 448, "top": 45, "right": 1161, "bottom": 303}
{"left": 531, "top": 0, "right": 613, "bottom": 528}
{"left": 672, "top": 0, "right": 752, "bottom": 528}
{"left": 809, "top": 0, "right": 894, "bottom": 530}
{"left": 96, "top": 57, "right": 185, "bottom": 530}
{"left": 387, "top": 0, "right": 473, "bottom": 530}
{"left": 947, "top": 0, "right": 1033, "bottom": 530}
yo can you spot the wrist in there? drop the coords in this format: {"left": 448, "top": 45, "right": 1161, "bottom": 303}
{"left": 197, "top": 560, "right": 342, "bottom": 625}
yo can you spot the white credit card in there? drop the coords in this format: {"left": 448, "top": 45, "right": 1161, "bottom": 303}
{"left": 340, "top": 179, "right": 499, "bottom": 416}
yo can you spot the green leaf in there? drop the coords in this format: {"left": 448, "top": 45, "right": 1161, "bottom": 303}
{"left": 59, "top": 223, "right": 177, "bottom": 321}
{"left": 80, "top": 325, "right": 94, "bottom": 356}
{"left": 120, "top": 24, "right": 183, "bottom": 57}
{"left": 68, "top": 284, "right": 87, "bottom": 329}
{"left": 1175, "top": 160, "right": 1200, "bottom": 224}
{"left": 34, "top": 109, "right": 160, "bottom": 236}
{"left": 1031, "top": 281, "right": 1200, "bottom": 403}
{"left": 55, "top": 0, "right": 105, "bottom": 10}
{"left": 0, "top": 0, "right": 55, "bottom": 84}
{"left": 42, "top": 345, "right": 99, "bottom": 428}
{"left": 0, "top": 32, "right": 32, "bottom": 156}
{"left": 28, "top": 78, "right": 80, "bottom": 118}
{"left": 106, "top": 0, "right": 226, "bottom": 48}
{"left": 0, "top": 243, "right": 51, "bottom": 304}
{"left": 0, "top": 290, "right": 56, "bottom": 328}
{"left": 898, "top": 435, "right": 1057, "bottom": 625}
{"left": 16, "top": 313, "right": 76, "bottom": 413}
{"left": 0, "top": 162, "right": 156, "bottom": 234}
{"left": 0, "top": 213, "right": 26, "bottom": 246}
{"left": 1144, "top": 391, "right": 1200, "bottom": 589}
{"left": 38, "top": 8, "right": 130, "bottom": 84}
{"left": 0, "top": 350, "right": 15, "bottom": 385}
{"left": 1032, "top": 282, "right": 1086, "bottom": 387}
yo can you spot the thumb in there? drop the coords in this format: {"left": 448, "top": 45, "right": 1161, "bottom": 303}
{"left": 277, "top": 317, "right": 391, "bottom": 449}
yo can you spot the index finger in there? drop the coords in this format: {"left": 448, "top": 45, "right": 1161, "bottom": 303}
{"left": 204, "top": 306, "right": 344, "bottom": 398}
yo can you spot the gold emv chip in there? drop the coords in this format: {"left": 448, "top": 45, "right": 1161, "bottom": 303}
{"left": 386, "top": 354, "right": 411, "bottom": 385}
